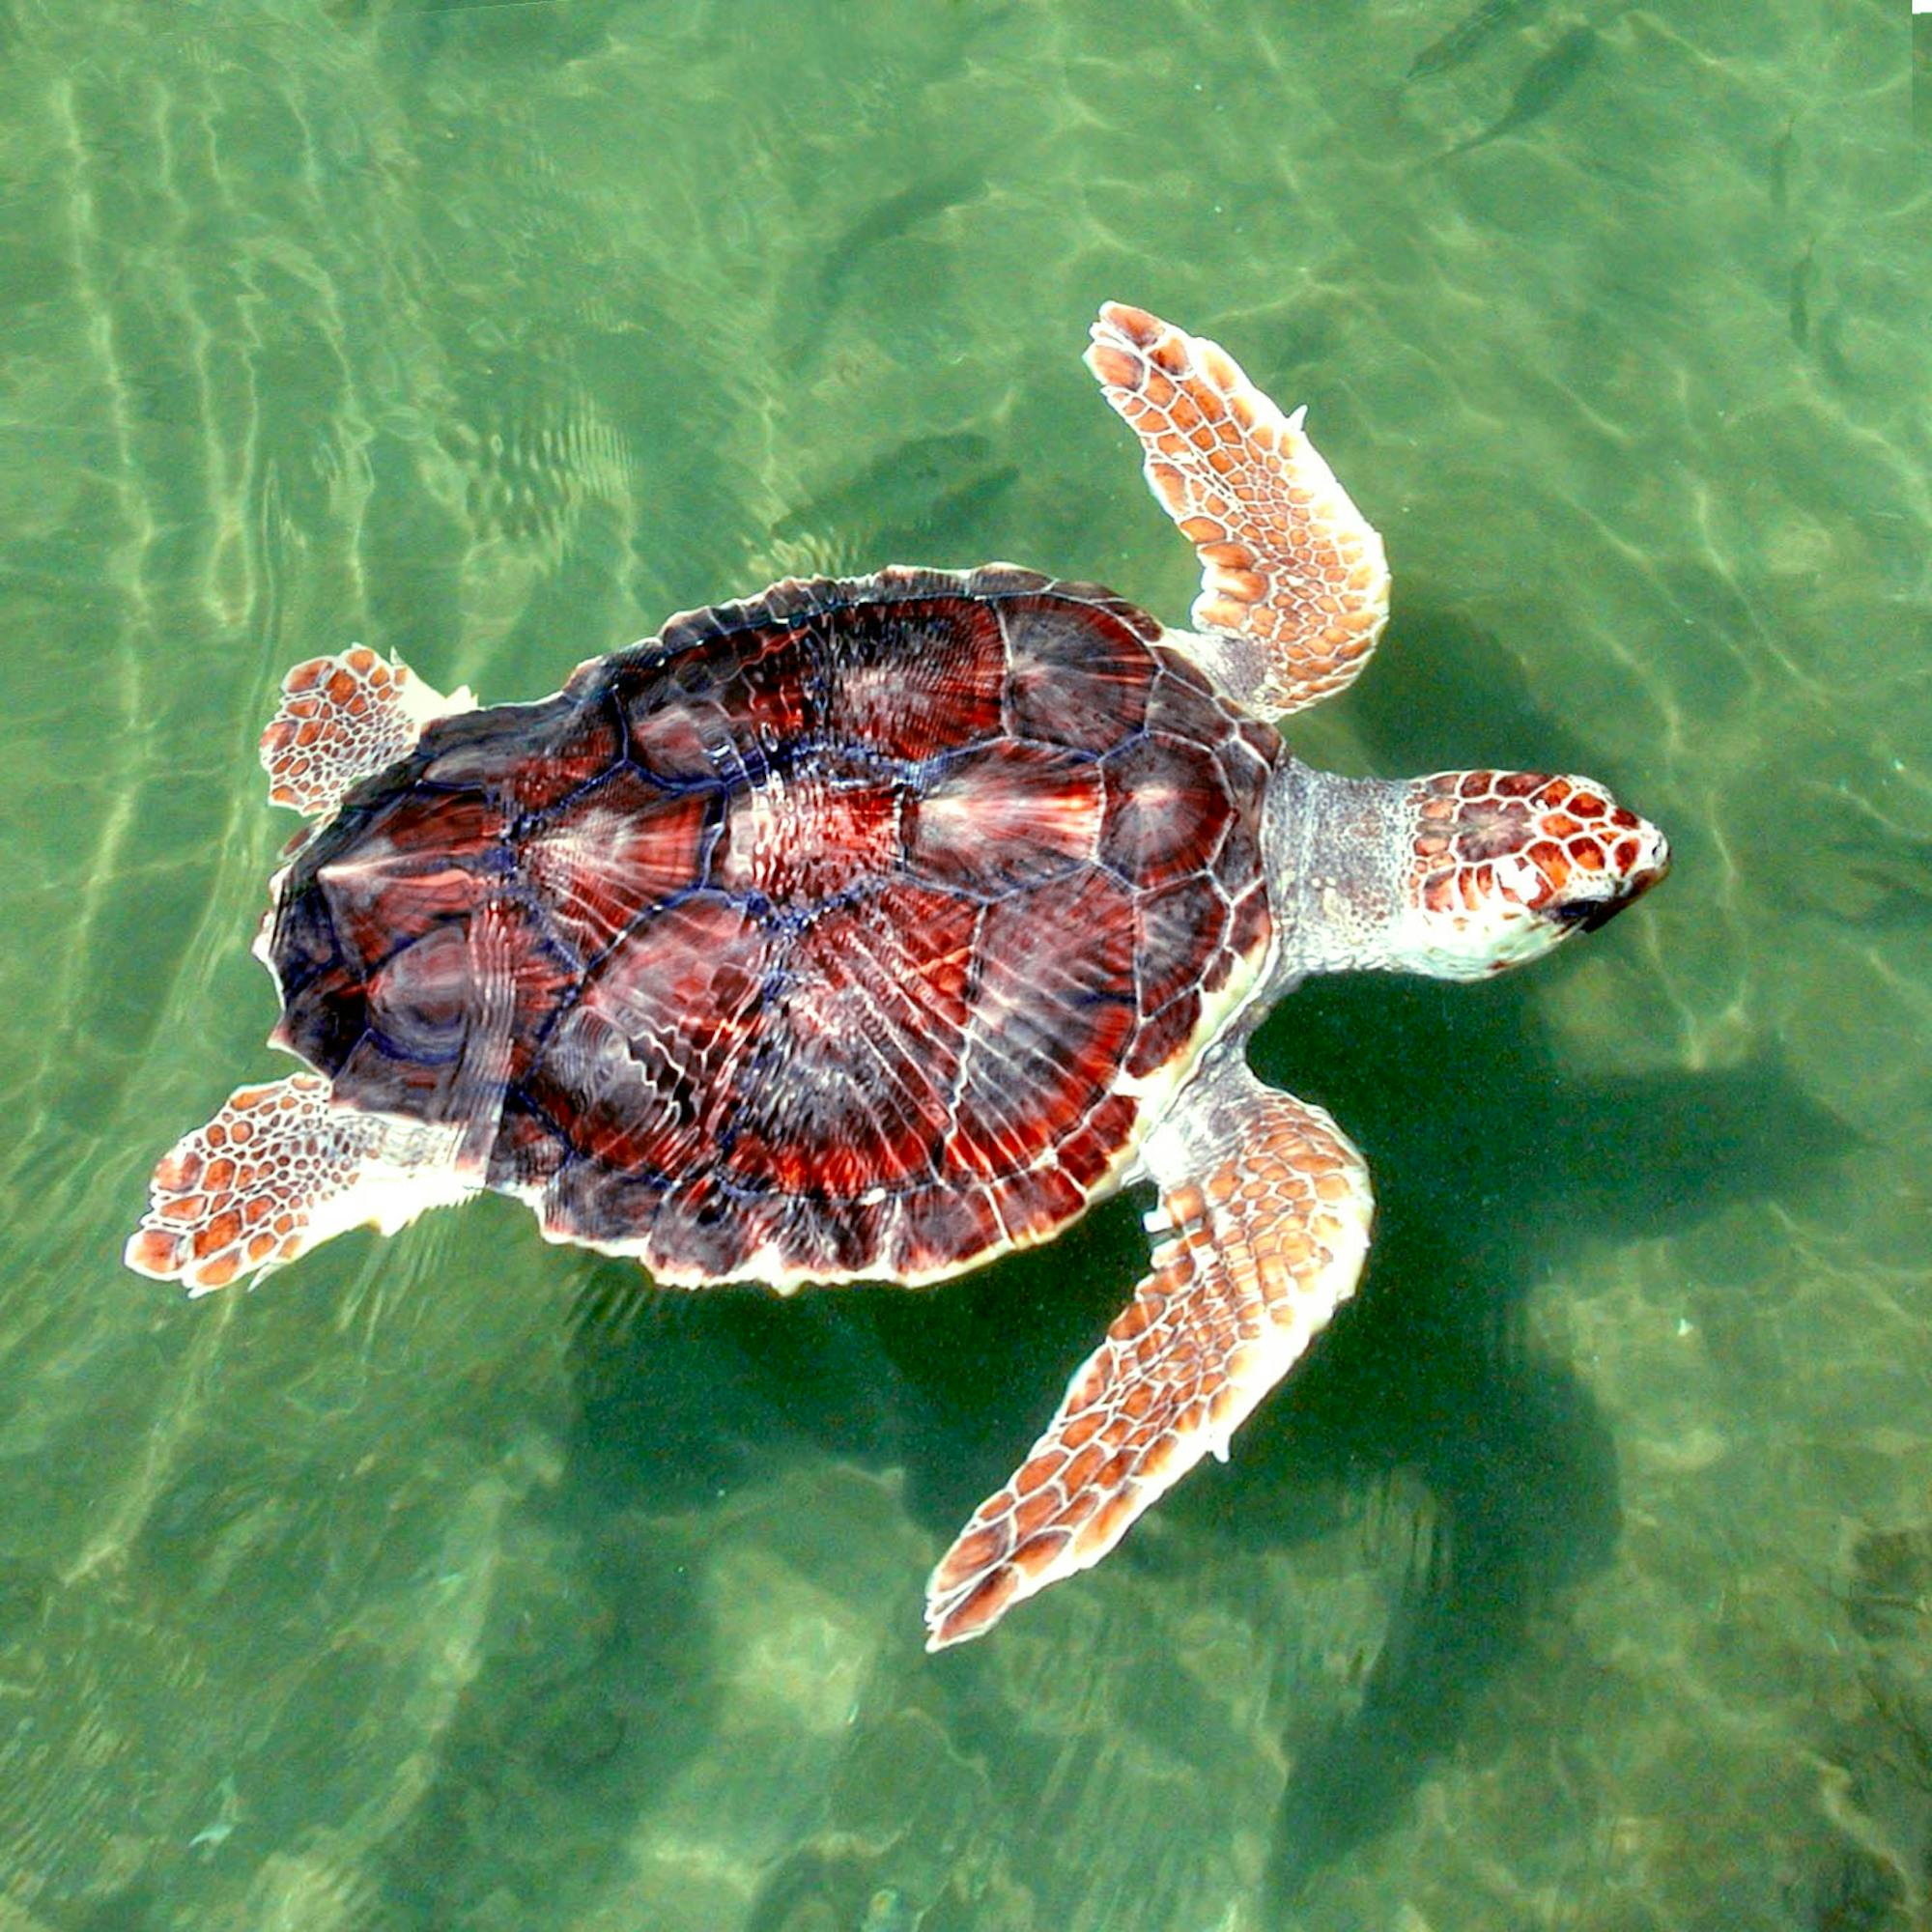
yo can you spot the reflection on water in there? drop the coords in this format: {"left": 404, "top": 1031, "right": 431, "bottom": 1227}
{"left": 1, "top": 0, "right": 1927, "bottom": 1926}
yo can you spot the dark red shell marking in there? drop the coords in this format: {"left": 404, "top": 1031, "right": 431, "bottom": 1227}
{"left": 270, "top": 567, "right": 1277, "bottom": 1283}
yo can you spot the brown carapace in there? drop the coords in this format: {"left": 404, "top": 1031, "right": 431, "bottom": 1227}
{"left": 266, "top": 570, "right": 1276, "bottom": 1292}
{"left": 127, "top": 304, "right": 1669, "bottom": 1651}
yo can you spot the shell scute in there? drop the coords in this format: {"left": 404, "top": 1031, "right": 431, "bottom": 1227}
{"left": 415, "top": 695, "right": 594, "bottom": 799}
{"left": 714, "top": 761, "right": 902, "bottom": 901}
{"left": 903, "top": 739, "right": 1101, "bottom": 894}
{"left": 524, "top": 772, "right": 714, "bottom": 960}
{"left": 1099, "top": 733, "right": 1232, "bottom": 887}
{"left": 506, "top": 703, "right": 625, "bottom": 812}
{"left": 1213, "top": 810, "right": 1264, "bottom": 896}
{"left": 531, "top": 894, "right": 767, "bottom": 1179}
{"left": 894, "top": 1179, "right": 1005, "bottom": 1280}
{"left": 270, "top": 780, "right": 502, "bottom": 1075}
{"left": 1002, "top": 596, "right": 1151, "bottom": 752}
{"left": 989, "top": 1165, "right": 1088, "bottom": 1246}
{"left": 1143, "top": 658, "right": 1234, "bottom": 744}
{"left": 620, "top": 686, "right": 735, "bottom": 783}
{"left": 1135, "top": 874, "right": 1231, "bottom": 1016}
{"left": 943, "top": 868, "right": 1137, "bottom": 1182}
{"left": 1054, "top": 1093, "right": 1141, "bottom": 1189}
{"left": 1126, "top": 990, "right": 1203, "bottom": 1079}
{"left": 720, "top": 882, "right": 976, "bottom": 1197}
{"left": 825, "top": 594, "right": 1008, "bottom": 759}
{"left": 332, "top": 896, "right": 572, "bottom": 1122}
{"left": 1228, "top": 885, "right": 1270, "bottom": 959}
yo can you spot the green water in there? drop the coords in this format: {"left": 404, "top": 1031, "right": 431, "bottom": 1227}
{"left": 2, "top": 0, "right": 1927, "bottom": 1925}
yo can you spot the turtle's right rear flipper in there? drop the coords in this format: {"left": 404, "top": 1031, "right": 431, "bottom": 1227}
{"left": 124, "top": 1075, "right": 467, "bottom": 1293}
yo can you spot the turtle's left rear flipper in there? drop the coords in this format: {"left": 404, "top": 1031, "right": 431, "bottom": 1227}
{"left": 259, "top": 646, "right": 472, "bottom": 819}
{"left": 923, "top": 1050, "right": 1374, "bottom": 1649}
{"left": 128, "top": 897, "right": 521, "bottom": 1293}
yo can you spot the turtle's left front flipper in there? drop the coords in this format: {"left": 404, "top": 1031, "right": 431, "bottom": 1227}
{"left": 1085, "top": 303, "right": 1389, "bottom": 718}
{"left": 924, "top": 1053, "right": 1374, "bottom": 1649}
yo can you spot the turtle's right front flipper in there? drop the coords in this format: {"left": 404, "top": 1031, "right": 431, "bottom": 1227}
{"left": 924, "top": 1050, "right": 1374, "bottom": 1649}
{"left": 259, "top": 646, "right": 473, "bottom": 818}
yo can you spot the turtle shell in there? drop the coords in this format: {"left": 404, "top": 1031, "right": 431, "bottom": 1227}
{"left": 269, "top": 567, "right": 1279, "bottom": 1286}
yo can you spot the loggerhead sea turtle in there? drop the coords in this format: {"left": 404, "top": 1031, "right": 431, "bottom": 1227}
{"left": 126, "top": 306, "right": 1669, "bottom": 1649}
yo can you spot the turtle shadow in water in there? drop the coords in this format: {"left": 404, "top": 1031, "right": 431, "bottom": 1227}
{"left": 554, "top": 602, "right": 1848, "bottom": 1900}
{"left": 1238, "top": 599, "right": 1855, "bottom": 1898}
{"left": 556, "top": 977, "right": 1847, "bottom": 1898}
{"left": 1243, "top": 970, "right": 1850, "bottom": 1902}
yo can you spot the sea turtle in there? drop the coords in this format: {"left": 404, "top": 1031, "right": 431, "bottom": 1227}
{"left": 126, "top": 305, "right": 1669, "bottom": 1649}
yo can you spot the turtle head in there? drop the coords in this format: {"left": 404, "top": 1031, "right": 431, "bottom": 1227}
{"left": 1378, "top": 769, "right": 1670, "bottom": 980}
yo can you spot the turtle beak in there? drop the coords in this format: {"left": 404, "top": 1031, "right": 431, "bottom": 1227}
{"left": 1546, "top": 820, "right": 1671, "bottom": 933}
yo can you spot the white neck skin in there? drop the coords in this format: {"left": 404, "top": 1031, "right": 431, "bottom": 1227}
{"left": 1263, "top": 759, "right": 1419, "bottom": 985}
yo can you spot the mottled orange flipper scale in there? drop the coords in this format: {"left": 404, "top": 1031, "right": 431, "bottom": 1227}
{"left": 924, "top": 1056, "right": 1374, "bottom": 1649}
{"left": 1085, "top": 302, "right": 1390, "bottom": 719}
{"left": 259, "top": 646, "right": 463, "bottom": 818}
{"left": 124, "top": 1075, "right": 391, "bottom": 1295}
